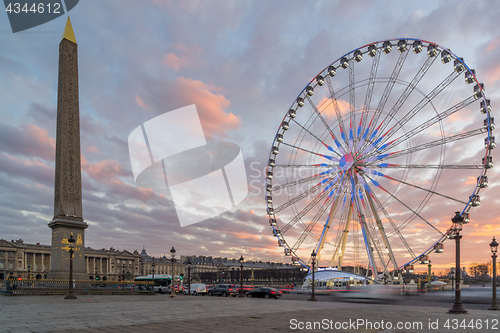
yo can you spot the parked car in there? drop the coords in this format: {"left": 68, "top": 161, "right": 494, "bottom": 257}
{"left": 183, "top": 283, "right": 208, "bottom": 295}
{"left": 246, "top": 287, "right": 283, "bottom": 299}
{"left": 208, "top": 284, "right": 238, "bottom": 297}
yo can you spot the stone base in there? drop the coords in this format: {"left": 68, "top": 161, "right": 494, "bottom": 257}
{"left": 48, "top": 217, "right": 88, "bottom": 280}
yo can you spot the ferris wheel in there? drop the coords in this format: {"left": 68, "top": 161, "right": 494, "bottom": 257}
{"left": 265, "top": 38, "right": 494, "bottom": 282}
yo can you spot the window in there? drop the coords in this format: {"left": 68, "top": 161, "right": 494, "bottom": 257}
{"left": 9, "top": 252, "right": 13, "bottom": 258}
{"left": 0, "top": 261, "right": 4, "bottom": 269}
{"left": 26, "top": 253, "right": 30, "bottom": 259}
{"left": 18, "top": 261, "right": 22, "bottom": 268}
{"left": 9, "top": 262, "right": 13, "bottom": 269}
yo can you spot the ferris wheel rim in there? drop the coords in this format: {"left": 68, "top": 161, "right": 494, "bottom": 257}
{"left": 266, "top": 38, "right": 493, "bottom": 275}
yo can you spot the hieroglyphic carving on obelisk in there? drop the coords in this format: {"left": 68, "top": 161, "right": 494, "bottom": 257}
{"left": 48, "top": 17, "right": 88, "bottom": 280}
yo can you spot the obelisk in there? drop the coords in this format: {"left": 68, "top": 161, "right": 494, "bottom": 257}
{"left": 48, "top": 17, "right": 88, "bottom": 280}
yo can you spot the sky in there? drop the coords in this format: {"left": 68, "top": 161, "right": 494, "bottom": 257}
{"left": 0, "top": 0, "right": 499, "bottom": 274}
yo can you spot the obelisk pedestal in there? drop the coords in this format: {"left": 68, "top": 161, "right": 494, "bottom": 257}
{"left": 48, "top": 17, "right": 88, "bottom": 280}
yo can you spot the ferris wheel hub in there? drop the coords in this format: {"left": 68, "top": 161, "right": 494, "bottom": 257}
{"left": 339, "top": 153, "right": 355, "bottom": 171}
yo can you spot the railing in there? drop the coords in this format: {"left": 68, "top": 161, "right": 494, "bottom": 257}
{"left": 1, "top": 279, "right": 154, "bottom": 295}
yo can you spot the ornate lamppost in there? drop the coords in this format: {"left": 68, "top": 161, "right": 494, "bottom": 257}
{"left": 187, "top": 259, "right": 192, "bottom": 295}
{"left": 170, "top": 247, "right": 176, "bottom": 298}
{"left": 64, "top": 234, "right": 77, "bottom": 299}
{"left": 239, "top": 255, "right": 245, "bottom": 297}
{"left": 448, "top": 212, "right": 468, "bottom": 314}
{"left": 308, "top": 250, "right": 317, "bottom": 302}
{"left": 427, "top": 260, "right": 432, "bottom": 290}
{"left": 489, "top": 237, "right": 499, "bottom": 310}
{"left": 151, "top": 258, "right": 155, "bottom": 292}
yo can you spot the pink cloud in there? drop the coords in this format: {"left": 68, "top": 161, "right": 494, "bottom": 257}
{"left": 484, "top": 63, "right": 500, "bottom": 85}
{"left": 0, "top": 123, "right": 55, "bottom": 162}
{"left": 87, "top": 146, "right": 100, "bottom": 153}
{"left": 172, "top": 77, "right": 240, "bottom": 138}
{"left": 135, "top": 96, "right": 149, "bottom": 110}
{"left": 161, "top": 43, "right": 203, "bottom": 71}
{"left": 486, "top": 37, "right": 500, "bottom": 52}
{"left": 162, "top": 53, "right": 191, "bottom": 71}
{"left": 81, "top": 155, "right": 129, "bottom": 181}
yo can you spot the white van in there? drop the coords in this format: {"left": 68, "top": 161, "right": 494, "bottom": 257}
{"left": 183, "top": 283, "right": 207, "bottom": 295}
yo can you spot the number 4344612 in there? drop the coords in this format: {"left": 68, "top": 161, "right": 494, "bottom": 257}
{"left": 5, "top": 2, "right": 61, "bottom": 14}
{"left": 444, "top": 318, "right": 498, "bottom": 330}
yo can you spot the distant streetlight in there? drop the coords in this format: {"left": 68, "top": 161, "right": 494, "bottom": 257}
{"left": 447, "top": 212, "right": 468, "bottom": 314}
{"left": 187, "top": 259, "right": 192, "bottom": 296}
{"left": 308, "top": 251, "right": 317, "bottom": 302}
{"left": 170, "top": 247, "right": 176, "bottom": 298}
{"left": 489, "top": 237, "right": 498, "bottom": 310}
{"left": 64, "top": 234, "right": 77, "bottom": 299}
{"left": 152, "top": 258, "right": 155, "bottom": 293}
{"left": 239, "top": 255, "right": 245, "bottom": 297}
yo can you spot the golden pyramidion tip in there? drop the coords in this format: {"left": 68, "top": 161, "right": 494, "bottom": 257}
{"left": 61, "top": 17, "right": 77, "bottom": 44}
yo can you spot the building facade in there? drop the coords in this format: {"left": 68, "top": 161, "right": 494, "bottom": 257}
{"left": 0, "top": 239, "right": 140, "bottom": 281}
{"left": 1, "top": 239, "right": 304, "bottom": 285}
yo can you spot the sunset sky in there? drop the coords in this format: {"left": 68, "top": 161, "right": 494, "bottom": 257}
{"left": 0, "top": 0, "right": 499, "bottom": 274}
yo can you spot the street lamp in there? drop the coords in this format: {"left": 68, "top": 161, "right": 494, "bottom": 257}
{"left": 187, "top": 259, "right": 192, "bottom": 296}
{"left": 427, "top": 260, "right": 432, "bottom": 290}
{"left": 308, "top": 250, "right": 317, "bottom": 302}
{"left": 447, "top": 212, "right": 468, "bottom": 314}
{"left": 489, "top": 237, "right": 499, "bottom": 310}
{"left": 151, "top": 258, "right": 155, "bottom": 292}
{"left": 64, "top": 234, "right": 77, "bottom": 299}
{"left": 170, "top": 247, "right": 176, "bottom": 298}
{"left": 239, "top": 255, "right": 245, "bottom": 297}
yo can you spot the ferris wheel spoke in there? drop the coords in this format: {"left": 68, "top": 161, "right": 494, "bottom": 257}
{"left": 325, "top": 75, "right": 348, "bottom": 144}
{"left": 306, "top": 96, "right": 347, "bottom": 155}
{"left": 273, "top": 164, "right": 331, "bottom": 168}
{"left": 279, "top": 141, "right": 340, "bottom": 162}
{"left": 374, "top": 95, "right": 478, "bottom": 156}
{"left": 362, "top": 50, "right": 409, "bottom": 151}
{"left": 364, "top": 174, "right": 444, "bottom": 236}
{"left": 291, "top": 194, "right": 336, "bottom": 253}
{"left": 367, "top": 185, "right": 417, "bottom": 259}
{"left": 369, "top": 127, "right": 488, "bottom": 163}
{"left": 375, "top": 164, "right": 484, "bottom": 169}
{"left": 280, "top": 174, "right": 342, "bottom": 234}
{"left": 271, "top": 172, "right": 332, "bottom": 191}
{"left": 359, "top": 50, "right": 381, "bottom": 137}
{"left": 359, "top": 166, "right": 468, "bottom": 205}
{"left": 349, "top": 60, "right": 356, "bottom": 147}
{"left": 368, "top": 70, "right": 463, "bottom": 154}
{"left": 372, "top": 55, "right": 437, "bottom": 144}
{"left": 273, "top": 174, "right": 339, "bottom": 214}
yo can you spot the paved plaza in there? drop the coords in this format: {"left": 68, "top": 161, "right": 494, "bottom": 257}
{"left": 1, "top": 293, "right": 499, "bottom": 333}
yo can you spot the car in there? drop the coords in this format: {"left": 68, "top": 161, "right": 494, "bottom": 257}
{"left": 183, "top": 283, "right": 208, "bottom": 295}
{"left": 237, "top": 285, "right": 256, "bottom": 294}
{"left": 246, "top": 287, "right": 283, "bottom": 299}
{"left": 207, "top": 284, "right": 239, "bottom": 297}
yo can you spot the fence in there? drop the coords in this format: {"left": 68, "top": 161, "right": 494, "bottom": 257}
{"left": 1, "top": 279, "right": 154, "bottom": 295}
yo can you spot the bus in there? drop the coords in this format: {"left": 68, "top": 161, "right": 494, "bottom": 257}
{"left": 134, "top": 274, "right": 184, "bottom": 293}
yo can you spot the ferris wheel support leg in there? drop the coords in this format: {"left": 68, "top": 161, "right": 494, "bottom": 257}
{"left": 334, "top": 202, "right": 353, "bottom": 270}
{"left": 316, "top": 198, "right": 341, "bottom": 265}
{"left": 366, "top": 190, "right": 399, "bottom": 277}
